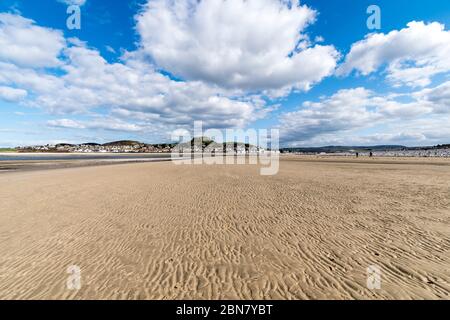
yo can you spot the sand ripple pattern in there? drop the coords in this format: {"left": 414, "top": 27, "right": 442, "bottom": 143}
{"left": 0, "top": 157, "right": 449, "bottom": 299}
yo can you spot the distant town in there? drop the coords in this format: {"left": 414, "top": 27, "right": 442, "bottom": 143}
{"left": 281, "top": 144, "right": 450, "bottom": 157}
{"left": 10, "top": 140, "right": 450, "bottom": 157}
{"left": 14, "top": 137, "right": 265, "bottom": 154}
{"left": 17, "top": 141, "right": 174, "bottom": 154}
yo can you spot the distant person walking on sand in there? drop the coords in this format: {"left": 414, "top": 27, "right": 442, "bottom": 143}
{"left": 370, "top": 152, "right": 373, "bottom": 157}
{"left": 356, "top": 152, "right": 359, "bottom": 158}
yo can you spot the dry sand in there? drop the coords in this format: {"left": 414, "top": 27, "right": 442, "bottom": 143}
{"left": 0, "top": 157, "right": 449, "bottom": 299}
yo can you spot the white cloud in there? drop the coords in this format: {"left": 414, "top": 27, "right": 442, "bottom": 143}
{"left": 358, "top": 117, "right": 450, "bottom": 146}
{"left": 278, "top": 83, "right": 450, "bottom": 146}
{"left": 338, "top": 21, "right": 450, "bottom": 88}
{"left": 105, "top": 45, "right": 116, "bottom": 54}
{"left": 0, "top": 13, "right": 65, "bottom": 68}
{"left": 34, "top": 45, "right": 267, "bottom": 128}
{"left": 47, "top": 119, "right": 85, "bottom": 129}
{"left": 279, "top": 88, "right": 382, "bottom": 143}
{"left": 48, "top": 118, "right": 145, "bottom": 132}
{"left": 136, "top": 0, "right": 339, "bottom": 94}
{"left": 0, "top": 86, "right": 27, "bottom": 102}
{"left": 413, "top": 81, "right": 450, "bottom": 113}
{"left": 0, "top": 62, "right": 62, "bottom": 94}
{"left": 58, "top": 0, "right": 87, "bottom": 6}
{"left": 314, "top": 36, "right": 324, "bottom": 43}
{"left": 0, "top": 14, "right": 269, "bottom": 131}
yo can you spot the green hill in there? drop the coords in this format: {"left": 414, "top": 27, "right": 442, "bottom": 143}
{"left": 102, "top": 140, "right": 142, "bottom": 147}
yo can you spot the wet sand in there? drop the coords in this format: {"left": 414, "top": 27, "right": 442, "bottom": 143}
{"left": 0, "top": 152, "right": 174, "bottom": 172}
{"left": 0, "top": 157, "right": 449, "bottom": 299}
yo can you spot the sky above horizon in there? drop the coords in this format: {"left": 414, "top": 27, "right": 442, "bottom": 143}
{"left": 0, "top": 0, "right": 449, "bottom": 147}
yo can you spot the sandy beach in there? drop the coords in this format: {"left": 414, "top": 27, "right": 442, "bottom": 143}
{"left": 0, "top": 157, "right": 449, "bottom": 300}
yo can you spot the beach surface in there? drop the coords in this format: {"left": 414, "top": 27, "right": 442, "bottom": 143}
{"left": 0, "top": 157, "right": 449, "bottom": 299}
{"left": 0, "top": 152, "right": 174, "bottom": 173}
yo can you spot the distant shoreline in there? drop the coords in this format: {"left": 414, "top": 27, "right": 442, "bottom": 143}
{"left": 2, "top": 153, "right": 450, "bottom": 175}
{"left": 0, "top": 152, "right": 172, "bottom": 156}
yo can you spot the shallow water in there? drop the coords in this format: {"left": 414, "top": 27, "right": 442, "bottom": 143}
{"left": 0, "top": 153, "right": 172, "bottom": 162}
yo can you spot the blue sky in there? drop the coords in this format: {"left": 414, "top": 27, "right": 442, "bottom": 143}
{"left": 0, "top": 0, "right": 449, "bottom": 147}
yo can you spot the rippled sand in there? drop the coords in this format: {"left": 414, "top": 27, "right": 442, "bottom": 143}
{"left": 0, "top": 157, "right": 449, "bottom": 299}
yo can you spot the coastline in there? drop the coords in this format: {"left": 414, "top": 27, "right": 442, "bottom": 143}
{"left": 2, "top": 152, "right": 450, "bottom": 174}
{"left": 0, "top": 151, "right": 173, "bottom": 157}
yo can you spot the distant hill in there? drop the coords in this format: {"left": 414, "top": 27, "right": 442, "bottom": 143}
{"left": 189, "top": 137, "right": 214, "bottom": 146}
{"left": 102, "top": 140, "right": 142, "bottom": 147}
{"left": 55, "top": 143, "right": 75, "bottom": 147}
{"left": 82, "top": 142, "right": 101, "bottom": 146}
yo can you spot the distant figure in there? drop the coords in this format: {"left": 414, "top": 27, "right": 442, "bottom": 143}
{"left": 370, "top": 152, "right": 373, "bottom": 157}
{"left": 356, "top": 152, "right": 359, "bottom": 158}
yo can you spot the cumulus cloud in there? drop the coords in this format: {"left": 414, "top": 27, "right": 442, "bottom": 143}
{"left": 0, "top": 86, "right": 27, "bottom": 102}
{"left": 33, "top": 45, "right": 267, "bottom": 127}
{"left": 136, "top": 0, "right": 339, "bottom": 94}
{"left": 358, "top": 116, "right": 450, "bottom": 146}
{"left": 0, "top": 62, "right": 61, "bottom": 94}
{"left": 0, "top": 13, "right": 65, "bottom": 68}
{"left": 413, "top": 81, "right": 450, "bottom": 113}
{"left": 338, "top": 21, "right": 450, "bottom": 88}
{"left": 58, "top": 0, "right": 87, "bottom": 6}
{"left": 0, "top": 12, "right": 270, "bottom": 132}
{"left": 279, "top": 88, "right": 382, "bottom": 143}
{"left": 278, "top": 83, "right": 450, "bottom": 146}
{"left": 47, "top": 118, "right": 144, "bottom": 132}
{"left": 105, "top": 45, "right": 116, "bottom": 54}
{"left": 47, "top": 119, "right": 85, "bottom": 129}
